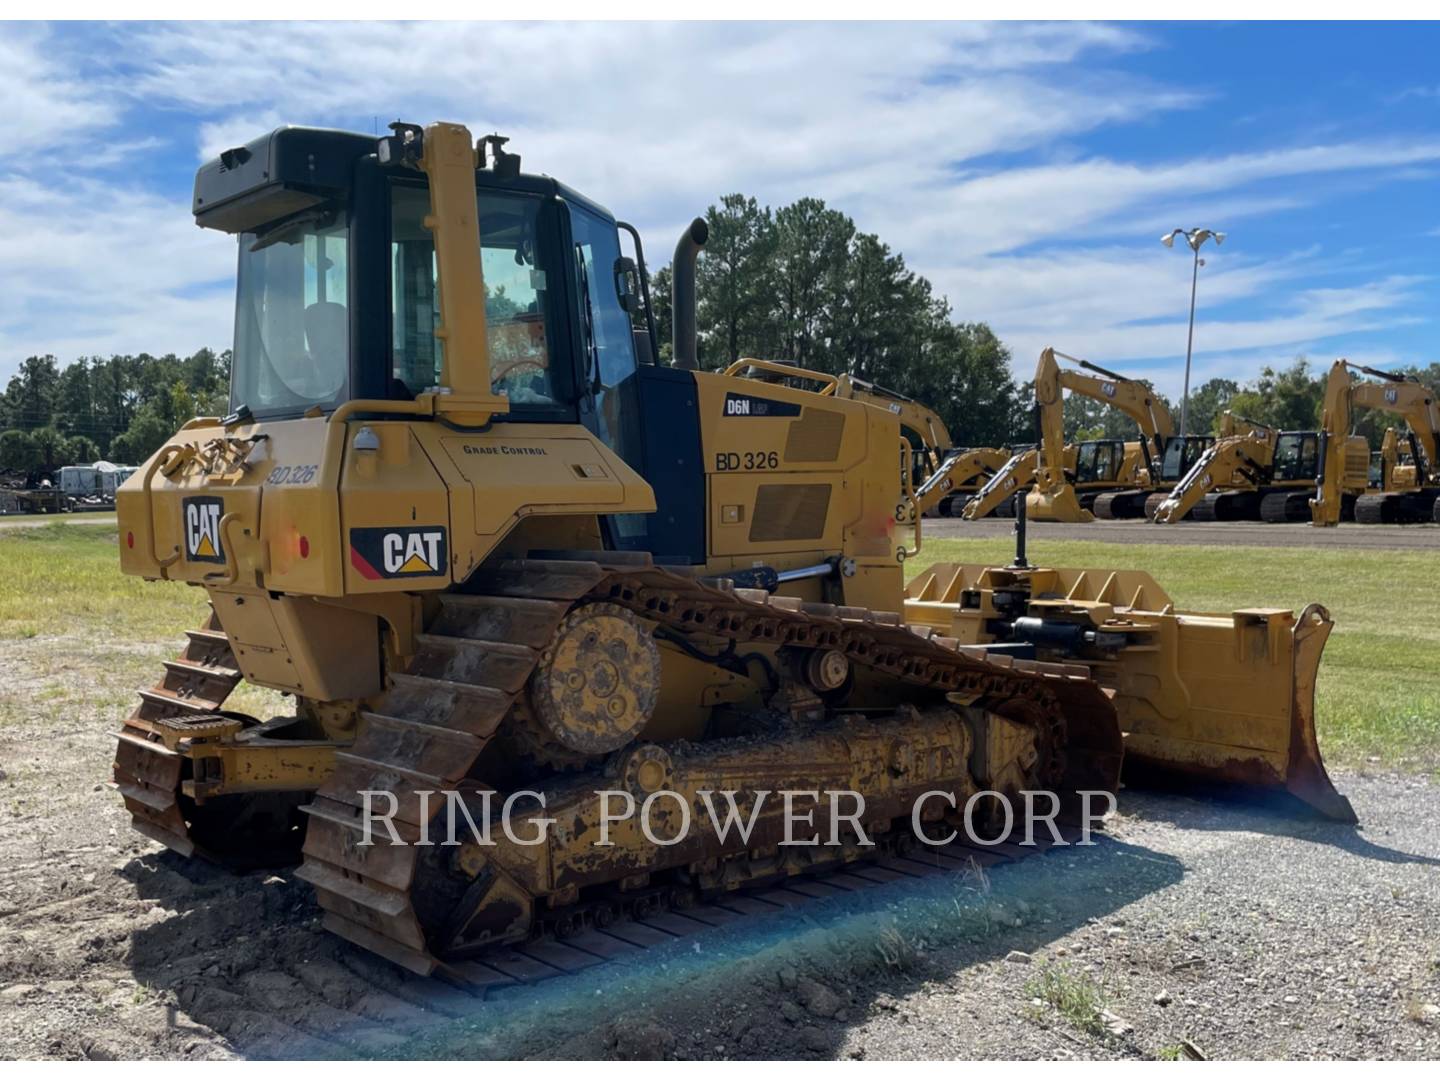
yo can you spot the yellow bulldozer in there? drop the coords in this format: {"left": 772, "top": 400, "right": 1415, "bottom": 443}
{"left": 1312, "top": 359, "right": 1440, "bottom": 526}
{"left": 112, "top": 121, "right": 1353, "bottom": 984}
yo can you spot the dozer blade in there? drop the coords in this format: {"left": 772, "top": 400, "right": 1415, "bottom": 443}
{"left": 1118, "top": 602, "right": 1354, "bottom": 822}
{"left": 1025, "top": 486, "right": 1094, "bottom": 523}
{"left": 903, "top": 564, "right": 1356, "bottom": 823}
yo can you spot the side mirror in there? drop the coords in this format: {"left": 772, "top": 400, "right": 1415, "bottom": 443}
{"left": 614, "top": 255, "right": 640, "bottom": 314}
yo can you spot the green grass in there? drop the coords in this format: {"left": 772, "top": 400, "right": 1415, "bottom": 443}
{"left": 0, "top": 524, "right": 205, "bottom": 642}
{"left": 0, "top": 524, "right": 279, "bottom": 729}
{"left": 912, "top": 536, "right": 1440, "bottom": 773}
{"left": 1025, "top": 962, "right": 1109, "bottom": 1038}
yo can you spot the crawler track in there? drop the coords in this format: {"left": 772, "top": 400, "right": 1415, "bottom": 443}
{"left": 296, "top": 555, "right": 1121, "bottom": 983}
{"left": 110, "top": 558, "right": 1120, "bottom": 992}
{"left": 112, "top": 612, "right": 245, "bottom": 858}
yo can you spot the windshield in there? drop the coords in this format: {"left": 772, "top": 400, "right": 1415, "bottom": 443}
{"left": 390, "top": 184, "right": 559, "bottom": 405}
{"left": 1076, "top": 441, "right": 1119, "bottom": 484}
{"left": 232, "top": 214, "right": 349, "bottom": 414}
{"left": 1160, "top": 436, "right": 1210, "bottom": 482}
{"left": 1274, "top": 433, "right": 1318, "bottom": 482}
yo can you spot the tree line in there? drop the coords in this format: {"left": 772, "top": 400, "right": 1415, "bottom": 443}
{"left": 650, "top": 194, "right": 1029, "bottom": 449}
{"left": 0, "top": 350, "right": 229, "bottom": 481}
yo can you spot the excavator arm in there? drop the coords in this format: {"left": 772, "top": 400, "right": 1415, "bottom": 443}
{"left": 1152, "top": 426, "right": 1276, "bottom": 523}
{"left": 961, "top": 448, "right": 1038, "bottom": 519}
{"left": 903, "top": 446, "right": 1010, "bottom": 520}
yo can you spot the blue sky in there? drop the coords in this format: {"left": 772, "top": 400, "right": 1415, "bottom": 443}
{"left": 3, "top": 20, "right": 1437, "bottom": 396}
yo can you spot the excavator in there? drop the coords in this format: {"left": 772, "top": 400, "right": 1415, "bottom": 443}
{"left": 1369, "top": 427, "right": 1427, "bottom": 497}
{"left": 964, "top": 349, "right": 1209, "bottom": 522}
{"left": 908, "top": 445, "right": 1012, "bottom": 518}
{"left": 111, "top": 121, "right": 1353, "bottom": 984}
{"left": 1151, "top": 412, "right": 1368, "bottom": 525}
{"left": 1312, "top": 359, "right": 1440, "bottom": 526}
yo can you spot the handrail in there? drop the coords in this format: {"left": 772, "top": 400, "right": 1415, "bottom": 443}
{"left": 898, "top": 438, "right": 921, "bottom": 561}
{"left": 723, "top": 358, "right": 839, "bottom": 395}
{"left": 327, "top": 397, "right": 437, "bottom": 425}
{"left": 203, "top": 512, "right": 242, "bottom": 586}
{"left": 141, "top": 444, "right": 188, "bottom": 575}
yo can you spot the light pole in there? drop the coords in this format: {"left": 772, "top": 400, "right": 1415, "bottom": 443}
{"left": 1161, "top": 227, "right": 1225, "bottom": 437}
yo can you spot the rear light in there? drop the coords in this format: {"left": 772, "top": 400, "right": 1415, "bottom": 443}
{"left": 126, "top": 531, "right": 134, "bottom": 549}
{"left": 298, "top": 536, "right": 310, "bottom": 559}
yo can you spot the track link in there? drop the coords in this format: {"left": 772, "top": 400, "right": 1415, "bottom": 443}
{"left": 296, "top": 555, "right": 1121, "bottom": 981}
{"left": 1091, "top": 490, "right": 1148, "bottom": 520}
{"left": 1260, "top": 489, "right": 1312, "bottom": 523}
{"left": 113, "top": 612, "right": 243, "bottom": 857}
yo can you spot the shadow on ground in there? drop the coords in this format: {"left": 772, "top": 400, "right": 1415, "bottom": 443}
{"left": 1120, "top": 778, "right": 1440, "bottom": 868}
{"left": 122, "top": 825, "right": 1185, "bottom": 1060}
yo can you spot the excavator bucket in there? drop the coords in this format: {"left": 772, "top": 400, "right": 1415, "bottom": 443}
{"left": 903, "top": 563, "right": 1356, "bottom": 823}
{"left": 1025, "top": 485, "right": 1094, "bottom": 523}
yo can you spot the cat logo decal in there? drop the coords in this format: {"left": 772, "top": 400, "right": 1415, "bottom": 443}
{"left": 349, "top": 527, "right": 449, "bottom": 580}
{"left": 182, "top": 496, "right": 225, "bottom": 564}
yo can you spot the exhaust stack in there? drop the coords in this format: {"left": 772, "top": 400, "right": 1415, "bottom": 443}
{"left": 671, "top": 217, "right": 708, "bottom": 370}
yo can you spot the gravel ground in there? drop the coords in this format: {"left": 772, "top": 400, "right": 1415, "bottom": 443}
{"left": 929, "top": 516, "right": 1440, "bottom": 550}
{"left": 2, "top": 702, "right": 1437, "bottom": 1062}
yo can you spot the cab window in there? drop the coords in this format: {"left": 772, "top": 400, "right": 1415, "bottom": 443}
{"left": 570, "top": 203, "right": 640, "bottom": 453}
{"left": 233, "top": 213, "right": 349, "bottom": 414}
{"left": 570, "top": 203, "right": 645, "bottom": 543}
{"left": 390, "top": 184, "right": 559, "bottom": 405}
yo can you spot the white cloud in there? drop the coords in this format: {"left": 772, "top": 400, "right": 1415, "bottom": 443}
{"left": 0, "top": 27, "right": 116, "bottom": 140}
{"left": 0, "top": 19, "right": 1434, "bottom": 400}
{"left": 0, "top": 174, "right": 235, "bottom": 365}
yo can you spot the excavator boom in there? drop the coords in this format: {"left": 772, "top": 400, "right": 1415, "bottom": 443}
{"left": 1027, "top": 347, "right": 1176, "bottom": 522}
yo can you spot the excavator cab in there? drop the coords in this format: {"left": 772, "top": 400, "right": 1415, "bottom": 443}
{"left": 1157, "top": 434, "right": 1215, "bottom": 484}
{"left": 1272, "top": 432, "right": 1320, "bottom": 484}
{"left": 1073, "top": 439, "right": 1125, "bottom": 485}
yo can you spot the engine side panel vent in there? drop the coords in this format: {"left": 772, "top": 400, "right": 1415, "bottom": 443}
{"left": 784, "top": 408, "right": 846, "bottom": 463}
{"left": 749, "top": 484, "right": 832, "bottom": 542}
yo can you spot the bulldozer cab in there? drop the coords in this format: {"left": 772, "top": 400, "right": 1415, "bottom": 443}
{"left": 202, "top": 126, "right": 691, "bottom": 557}
{"left": 215, "top": 130, "right": 639, "bottom": 420}
{"left": 1273, "top": 432, "right": 1320, "bottom": 484}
